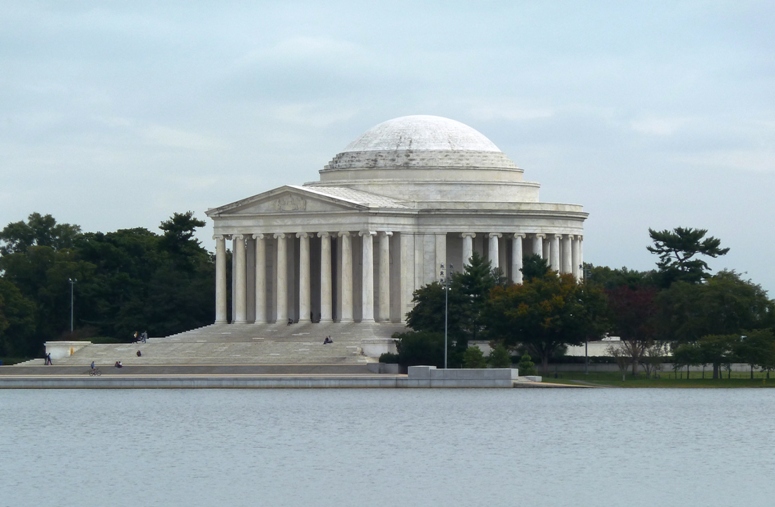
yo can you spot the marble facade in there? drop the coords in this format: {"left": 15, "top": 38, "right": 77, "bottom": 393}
{"left": 206, "top": 115, "right": 588, "bottom": 327}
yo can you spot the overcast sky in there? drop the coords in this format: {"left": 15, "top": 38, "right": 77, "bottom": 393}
{"left": 2, "top": 1, "right": 774, "bottom": 292}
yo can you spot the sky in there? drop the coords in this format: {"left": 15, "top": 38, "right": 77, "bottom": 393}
{"left": 2, "top": 1, "right": 774, "bottom": 293}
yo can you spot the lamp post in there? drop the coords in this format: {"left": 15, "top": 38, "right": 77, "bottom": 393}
{"left": 440, "top": 263, "right": 453, "bottom": 369}
{"left": 68, "top": 278, "right": 76, "bottom": 333}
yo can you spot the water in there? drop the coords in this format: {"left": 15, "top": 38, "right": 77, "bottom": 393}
{"left": 3, "top": 388, "right": 775, "bottom": 507}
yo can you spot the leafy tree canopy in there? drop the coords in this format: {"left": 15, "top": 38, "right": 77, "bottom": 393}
{"left": 486, "top": 272, "right": 608, "bottom": 374}
{"left": 656, "top": 270, "right": 774, "bottom": 343}
{"left": 647, "top": 227, "right": 729, "bottom": 287}
{"left": 0, "top": 212, "right": 81, "bottom": 255}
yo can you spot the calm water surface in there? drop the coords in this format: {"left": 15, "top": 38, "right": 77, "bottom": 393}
{"left": 3, "top": 388, "right": 775, "bottom": 507}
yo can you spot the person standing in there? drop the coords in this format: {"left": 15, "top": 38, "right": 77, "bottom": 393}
{"left": 44, "top": 353, "right": 52, "bottom": 365}
{"left": 141, "top": 331, "right": 148, "bottom": 343}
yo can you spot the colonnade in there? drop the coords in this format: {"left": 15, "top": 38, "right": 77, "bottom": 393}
{"left": 213, "top": 230, "right": 582, "bottom": 325}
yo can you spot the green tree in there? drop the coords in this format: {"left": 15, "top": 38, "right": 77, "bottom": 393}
{"left": 0, "top": 212, "right": 81, "bottom": 255}
{"left": 488, "top": 344, "right": 512, "bottom": 368}
{"left": 406, "top": 252, "right": 498, "bottom": 347}
{"left": 0, "top": 279, "right": 37, "bottom": 357}
{"left": 520, "top": 253, "right": 550, "bottom": 282}
{"left": 486, "top": 273, "right": 606, "bottom": 374}
{"left": 394, "top": 331, "right": 444, "bottom": 368}
{"left": 584, "top": 263, "right": 657, "bottom": 290}
{"left": 735, "top": 330, "right": 775, "bottom": 379}
{"left": 657, "top": 271, "right": 774, "bottom": 343}
{"left": 462, "top": 346, "right": 487, "bottom": 368}
{"left": 672, "top": 342, "right": 706, "bottom": 379}
{"left": 647, "top": 227, "right": 729, "bottom": 287}
{"left": 697, "top": 334, "right": 737, "bottom": 379}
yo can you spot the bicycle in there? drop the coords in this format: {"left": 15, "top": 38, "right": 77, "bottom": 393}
{"left": 88, "top": 367, "right": 102, "bottom": 376}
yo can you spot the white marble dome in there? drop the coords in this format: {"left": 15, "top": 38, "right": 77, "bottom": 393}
{"left": 342, "top": 115, "right": 501, "bottom": 153}
{"left": 322, "top": 115, "right": 519, "bottom": 172}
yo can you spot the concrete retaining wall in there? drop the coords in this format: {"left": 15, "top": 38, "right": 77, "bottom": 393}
{"left": 0, "top": 366, "right": 525, "bottom": 389}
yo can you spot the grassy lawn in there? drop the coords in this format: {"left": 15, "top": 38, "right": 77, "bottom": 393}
{"left": 543, "top": 370, "right": 775, "bottom": 388}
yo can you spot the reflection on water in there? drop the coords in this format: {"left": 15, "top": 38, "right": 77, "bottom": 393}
{"left": 3, "top": 389, "right": 775, "bottom": 507}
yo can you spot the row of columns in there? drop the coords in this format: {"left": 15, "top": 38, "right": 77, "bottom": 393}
{"left": 215, "top": 231, "right": 583, "bottom": 324}
{"left": 463, "top": 232, "right": 583, "bottom": 284}
{"left": 215, "top": 231, "right": 393, "bottom": 325}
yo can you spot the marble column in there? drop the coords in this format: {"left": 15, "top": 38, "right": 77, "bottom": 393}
{"left": 338, "top": 231, "right": 353, "bottom": 323}
{"left": 551, "top": 234, "right": 561, "bottom": 272}
{"left": 461, "top": 233, "right": 476, "bottom": 267}
{"left": 488, "top": 233, "right": 501, "bottom": 270}
{"left": 534, "top": 233, "right": 545, "bottom": 258}
{"left": 360, "top": 231, "right": 376, "bottom": 323}
{"left": 233, "top": 235, "right": 247, "bottom": 323}
{"left": 512, "top": 234, "right": 524, "bottom": 284}
{"left": 562, "top": 234, "right": 573, "bottom": 274}
{"left": 274, "top": 233, "right": 287, "bottom": 323}
{"left": 378, "top": 231, "right": 392, "bottom": 322}
{"left": 253, "top": 234, "right": 266, "bottom": 323}
{"left": 297, "top": 232, "right": 310, "bottom": 323}
{"left": 318, "top": 232, "right": 333, "bottom": 323}
{"left": 214, "top": 235, "right": 227, "bottom": 323}
{"left": 572, "top": 235, "right": 581, "bottom": 280}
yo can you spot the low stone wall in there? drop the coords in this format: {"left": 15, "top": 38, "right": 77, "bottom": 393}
{"left": 0, "top": 366, "right": 527, "bottom": 389}
{"left": 401, "top": 366, "right": 518, "bottom": 388}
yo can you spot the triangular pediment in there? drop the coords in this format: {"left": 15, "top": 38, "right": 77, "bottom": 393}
{"left": 207, "top": 186, "right": 368, "bottom": 217}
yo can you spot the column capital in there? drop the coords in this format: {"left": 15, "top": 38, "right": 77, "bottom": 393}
{"left": 213, "top": 234, "right": 225, "bottom": 240}
{"left": 252, "top": 233, "right": 265, "bottom": 240}
{"left": 359, "top": 230, "right": 377, "bottom": 238}
{"left": 273, "top": 233, "right": 286, "bottom": 240}
{"left": 566, "top": 234, "right": 576, "bottom": 240}
{"left": 488, "top": 232, "right": 502, "bottom": 238}
{"left": 233, "top": 234, "right": 244, "bottom": 241}
{"left": 378, "top": 230, "right": 393, "bottom": 237}
{"left": 535, "top": 233, "right": 546, "bottom": 239}
{"left": 512, "top": 233, "right": 526, "bottom": 239}
{"left": 460, "top": 232, "right": 476, "bottom": 239}
{"left": 553, "top": 233, "right": 563, "bottom": 239}
{"left": 317, "top": 231, "right": 331, "bottom": 239}
{"left": 296, "top": 232, "right": 309, "bottom": 239}
{"left": 337, "top": 231, "right": 350, "bottom": 238}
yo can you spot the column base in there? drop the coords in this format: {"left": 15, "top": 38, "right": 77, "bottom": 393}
{"left": 318, "top": 319, "right": 333, "bottom": 324}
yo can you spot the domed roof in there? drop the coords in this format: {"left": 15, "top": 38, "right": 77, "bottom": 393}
{"left": 321, "top": 115, "right": 518, "bottom": 172}
{"left": 342, "top": 115, "right": 501, "bottom": 153}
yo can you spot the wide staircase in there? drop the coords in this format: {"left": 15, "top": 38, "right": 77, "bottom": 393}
{"left": 45, "top": 321, "right": 406, "bottom": 368}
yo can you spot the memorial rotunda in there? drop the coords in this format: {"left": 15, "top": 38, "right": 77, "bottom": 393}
{"left": 207, "top": 115, "right": 587, "bottom": 332}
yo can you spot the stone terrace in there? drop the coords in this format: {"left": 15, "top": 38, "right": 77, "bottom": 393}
{"left": 39, "top": 322, "right": 406, "bottom": 367}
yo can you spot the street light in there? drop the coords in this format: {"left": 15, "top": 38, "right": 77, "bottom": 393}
{"left": 440, "top": 263, "right": 453, "bottom": 369}
{"left": 68, "top": 278, "right": 76, "bottom": 333}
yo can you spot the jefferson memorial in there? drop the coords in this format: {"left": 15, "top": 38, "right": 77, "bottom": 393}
{"left": 206, "top": 115, "right": 587, "bottom": 349}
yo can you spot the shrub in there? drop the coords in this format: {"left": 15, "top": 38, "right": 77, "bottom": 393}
{"left": 517, "top": 353, "right": 537, "bottom": 376}
{"left": 463, "top": 346, "right": 487, "bottom": 368}
{"left": 379, "top": 352, "right": 399, "bottom": 364}
{"left": 488, "top": 344, "right": 512, "bottom": 368}
{"left": 395, "top": 331, "right": 444, "bottom": 368}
